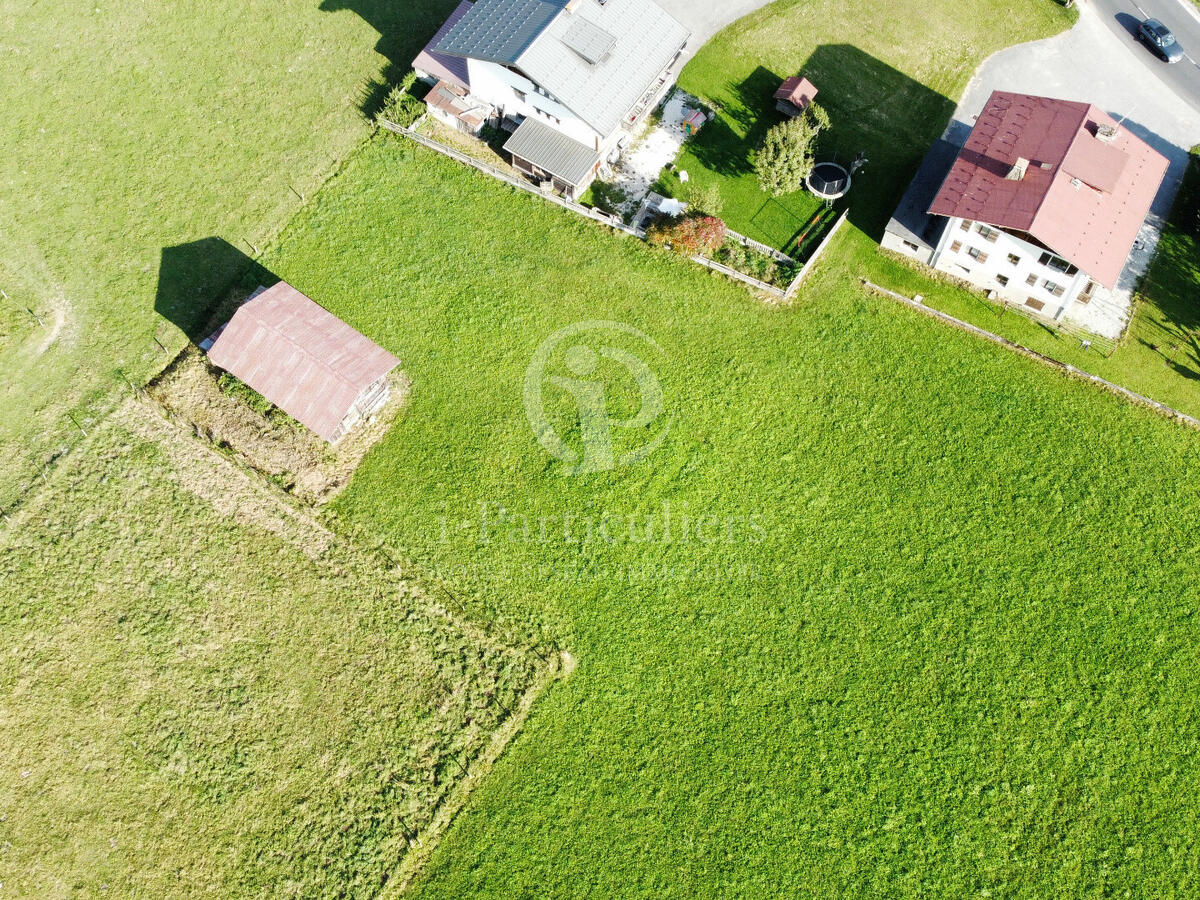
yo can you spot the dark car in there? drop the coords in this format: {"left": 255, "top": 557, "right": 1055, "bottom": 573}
{"left": 1137, "top": 18, "right": 1184, "bottom": 63}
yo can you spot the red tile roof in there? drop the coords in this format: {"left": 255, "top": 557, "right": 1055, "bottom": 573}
{"left": 774, "top": 76, "right": 817, "bottom": 109}
{"left": 929, "top": 91, "right": 1167, "bottom": 288}
{"left": 414, "top": 0, "right": 473, "bottom": 91}
{"left": 207, "top": 282, "right": 399, "bottom": 442}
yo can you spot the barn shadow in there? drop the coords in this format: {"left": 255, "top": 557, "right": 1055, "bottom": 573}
{"left": 319, "top": 0, "right": 462, "bottom": 119}
{"left": 155, "top": 238, "right": 276, "bottom": 345}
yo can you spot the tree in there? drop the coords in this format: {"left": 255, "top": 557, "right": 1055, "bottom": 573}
{"left": 646, "top": 212, "right": 727, "bottom": 256}
{"left": 753, "top": 103, "right": 831, "bottom": 196}
{"left": 681, "top": 180, "right": 724, "bottom": 217}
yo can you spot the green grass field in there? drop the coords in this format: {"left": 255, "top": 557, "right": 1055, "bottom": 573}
{"left": 0, "top": 0, "right": 460, "bottom": 506}
{"left": 249, "top": 124, "right": 1200, "bottom": 895}
{"left": 0, "top": 402, "right": 546, "bottom": 896}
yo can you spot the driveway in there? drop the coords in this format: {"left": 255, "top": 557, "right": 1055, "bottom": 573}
{"left": 944, "top": 0, "right": 1200, "bottom": 336}
{"left": 655, "top": 0, "right": 773, "bottom": 62}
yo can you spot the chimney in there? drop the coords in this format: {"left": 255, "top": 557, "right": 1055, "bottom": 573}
{"left": 1096, "top": 123, "right": 1119, "bottom": 143}
{"left": 1005, "top": 157, "right": 1029, "bottom": 181}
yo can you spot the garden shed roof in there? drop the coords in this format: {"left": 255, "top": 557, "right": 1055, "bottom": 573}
{"left": 503, "top": 117, "right": 602, "bottom": 185}
{"left": 207, "top": 282, "right": 399, "bottom": 442}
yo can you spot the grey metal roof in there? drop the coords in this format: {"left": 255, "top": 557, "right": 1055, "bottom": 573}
{"left": 436, "top": 0, "right": 689, "bottom": 136}
{"left": 516, "top": 0, "right": 689, "bottom": 135}
{"left": 503, "top": 117, "right": 601, "bottom": 185}
{"left": 884, "top": 139, "right": 960, "bottom": 250}
{"left": 436, "top": 0, "right": 569, "bottom": 64}
{"left": 561, "top": 16, "right": 617, "bottom": 63}
{"left": 413, "top": 0, "right": 474, "bottom": 90}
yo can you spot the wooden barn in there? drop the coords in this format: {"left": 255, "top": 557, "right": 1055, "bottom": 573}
{"left": 206, "top": 282, "right": 399, "bottom": 443}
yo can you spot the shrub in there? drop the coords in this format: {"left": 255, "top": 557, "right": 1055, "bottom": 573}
{"left": 646, "top": 212, "right": 727, "bottom": 256}
{"left": 378, "top": 84, "right": 426, "bottom": 128}
{"left": 681, "top": 181, "right": 724, "bottom": 217}
{"left": 753, "top": 103, "right": 830, "bottom": 196}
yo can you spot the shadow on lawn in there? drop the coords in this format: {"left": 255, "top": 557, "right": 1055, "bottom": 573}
{"left": 155, "top": 239, "right": 277, "bottom": 345}
{"left": 319, "top": 0, "right": 463, "bottom": 119}
{"left": 687, "top": 45, "right": 955, "bottom": 241}
{"left": 1132, "top": 152, "right": 1200, "bottom": 379}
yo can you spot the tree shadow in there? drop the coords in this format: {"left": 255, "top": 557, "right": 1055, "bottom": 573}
{"left": 319, "top": 0, "right": 462, "bottom": 119}
{"left": 155, "top": 238, "right": 276, "bottom": 345}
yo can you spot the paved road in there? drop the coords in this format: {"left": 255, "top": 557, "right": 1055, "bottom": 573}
{"left": 655, "top": 0, "right": 772, "bottom": 62}
{"left": 1091, "top": 0, "right": 1200, "bottom": 112}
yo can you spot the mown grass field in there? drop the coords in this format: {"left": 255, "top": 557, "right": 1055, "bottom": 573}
{"left": 0, "top": 402, "right": 546, "bottom": 896}
{"left": 0, "top": 0, "right": 459, "bottom": 506}
{"left": 252, "top": 118, "right": 1200, "bottom": 894}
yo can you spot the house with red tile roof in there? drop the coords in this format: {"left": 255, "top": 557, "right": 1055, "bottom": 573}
{"left": 206, "top": 282, "right": 400, "bottom": 444}
{"left": 883, "top": 91, "right": 1167, "bottom": 337}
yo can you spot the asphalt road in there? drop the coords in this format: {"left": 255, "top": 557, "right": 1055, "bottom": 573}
{"left": 1091, "top": 0, "right": 1200, "bottom": 112}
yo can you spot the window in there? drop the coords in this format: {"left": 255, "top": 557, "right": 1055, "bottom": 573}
{"left": 514, "top": 89, "right": 527, "bottom": 102}
{"left": 959, "top": 220, "right": 971, "bottom": 232}
{"left": 995, "top": 274, "right": 1009, "bottom": 287}
{"left": 950, "top": 240, "right": 963, "bottom": 253}
{"left": 1037, "top": 251, "right": 1078, "bottom": 276}
{"left": 1077, "top": 280, "right": 1096, "bottom": 305}
{"left": 967, "top": 247, "right": 989, "bottom": 263}
{"left": 977, "top": 225, "right": 999, "bottom": 243}
{"left": 1025, "top": 273, "right": 1038, "bottom": 286}
{"left": 902, "top": 240, "right": 920, "bottom": 252}
{"left": 1007, "top": 253, "right": 1020, "bottom": 265}
{"left": 1025, "top": 297, "right": 1045, "bottom": 312}
{"left": 1043, "top": 279, "right": 1065, "bottom": 297}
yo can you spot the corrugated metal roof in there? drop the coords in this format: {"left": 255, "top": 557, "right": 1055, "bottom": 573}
{"left": 413, "top": 0, "right": 474, "bottom": 90}
{"left": 503, "top": 116, "right": 601, "bottom": 184}
{"left": 928, "top": 91, "right": 1167, "bottom": 288}
{"left": 435, "top": 0, "right": 689, "bottom": 136}
{"left": 515, "top": 0, "right": 689, "bottom": 135}
{"left": 436, "top": 0, "right": 569, "bottom": 64}
{"left": 207, "top": 282, "right": 399, "bottom": 442}
{"left": 561, "top": 16, "right": 617, "bottom": 63}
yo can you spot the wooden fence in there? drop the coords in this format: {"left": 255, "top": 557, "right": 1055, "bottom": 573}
{"left": 784, "top": 209, "right": 848, "bottom": 299}
{"left": 726, "top": 228, "right": 795, "bottom": 265}
{"left": 861, "top": 278, "right": 1200, "bottom": 429}
{"left": 380, "top": 119, "right": 645, "bottom": 239}
{"left": 691, "top": 255, "right": 785, "bottom": 297}
{"left": 381, "top": 117, "right": 845, "bottom": 302}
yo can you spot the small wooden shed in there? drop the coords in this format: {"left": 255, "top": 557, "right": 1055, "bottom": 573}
{"left": 206, "top": 282, "right": 399, "bottom": 443}
{"left": 774, "top": 76, "right": 818, "bottom": 118}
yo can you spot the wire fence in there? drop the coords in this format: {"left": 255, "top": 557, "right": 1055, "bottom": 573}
{"left": 862, "top": 278, "right": 1200, "bottom": 429}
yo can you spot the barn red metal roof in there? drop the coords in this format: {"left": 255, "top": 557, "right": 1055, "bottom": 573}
{"left": 928, "top": 91, "right": 1167, "bottom": 288}
{"left": 207, "top": 282, "right": 399, "bottom": 442}
{"left": 773, "top": 76, "right": 817, "bottom": 109}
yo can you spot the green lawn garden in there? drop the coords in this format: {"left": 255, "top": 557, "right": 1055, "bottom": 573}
{"left": 251, "top": 120, "right": 1200, "bottom": 894}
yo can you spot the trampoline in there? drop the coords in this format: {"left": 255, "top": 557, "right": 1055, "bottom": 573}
{"left": 806, "top": 161, "right": 851, "bottom": 200}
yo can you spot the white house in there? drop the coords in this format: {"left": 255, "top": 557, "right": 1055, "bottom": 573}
{"left": 414, "top": 0, "right": 689, "bottom": 198}
{"left": 883, "top": 91, "right": 1168, "bottom": 338}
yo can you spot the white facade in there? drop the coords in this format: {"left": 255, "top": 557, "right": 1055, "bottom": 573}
{"left": 886, "top": 216, "right": 1120, "bottom": 332}
{"left": 466, "top": 59, "right": 610, "bottom": 151}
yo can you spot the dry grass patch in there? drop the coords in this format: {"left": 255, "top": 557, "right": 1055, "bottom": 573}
{"left": 147, "top": 348, "right": 410, "bottom": 505}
